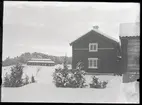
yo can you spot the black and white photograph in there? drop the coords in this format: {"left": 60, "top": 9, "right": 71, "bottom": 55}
{"left": 1, "top": 1, "right": 140, "bottom": 103}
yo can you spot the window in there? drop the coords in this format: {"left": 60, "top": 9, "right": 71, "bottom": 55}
{"left": 88, "top": 58, "right": 98, "bottom": 69}
{"left": 89, "top": 43, "right": 98, "bottom": 52}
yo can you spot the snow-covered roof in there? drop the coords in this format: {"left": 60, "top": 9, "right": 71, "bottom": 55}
{"left": 28, "top": 58, "right": 55, "bottom": 63}
{"left": 30, "top": 58, "right": 51, "bottom": 61}
{"left": 93, "top": 29, "right": 119, "bottom": 42}
{"left": 27, "top": 60, "right": 55, "bottom": 63}
{"left": 119, "top": 22, "right": 140, "bottom": 37}
{"left": 70, "top": 29, "right": 119, "bottom": 45}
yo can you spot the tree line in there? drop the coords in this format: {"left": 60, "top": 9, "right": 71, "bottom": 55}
{"left": 2, "top": 52, "right": 72, "bottom": 66}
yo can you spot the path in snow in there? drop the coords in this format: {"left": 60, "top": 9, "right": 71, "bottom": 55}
{"left": 2, "top": 65, "right": 60, "bottom": 86}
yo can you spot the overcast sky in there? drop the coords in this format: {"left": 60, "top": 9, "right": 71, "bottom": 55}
{"left": 3, "top": 1, "right": 140, "bottom": 60}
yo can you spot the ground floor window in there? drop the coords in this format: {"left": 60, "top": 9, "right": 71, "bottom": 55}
{"left": 88, "top": 58, "right": 98, "bottom": 69}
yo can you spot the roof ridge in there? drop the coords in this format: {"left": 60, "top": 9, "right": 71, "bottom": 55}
{"left": 70, "top": 29, "right": 120, "bottom": 45}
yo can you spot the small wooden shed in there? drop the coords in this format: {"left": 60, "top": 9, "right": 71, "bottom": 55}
{"left": 119, "top": 22, "right": 140, "bottom": 83}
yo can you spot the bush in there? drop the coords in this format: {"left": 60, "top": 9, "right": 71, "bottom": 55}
{"left": 3, "top": 63, "right": 24, "bottom": 87}
{"left": 53, "top": 62, "right": 87, "bottom": 88}
{"left": 53, "top": 68, "right": 68, "bottom": 87}
{"left": 31, "top": 75, "right": 36, "bottom": 83}
{"left": 66, "top": 69, "right": 86, "bottom": 88}
{"left": 3, "top": 73, "right": 11, "bottom": 87}
{"left": 23, "top": 74, "right": 29, "bottom": 85}
{"left": 114, "top": 73, "right": 122, "bottom": 76}
{"left": 89, "top": 76, "right": 108, "bottom": 89}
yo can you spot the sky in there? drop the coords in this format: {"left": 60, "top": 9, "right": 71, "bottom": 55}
{"left": 3, "top": 1, "right": 140, "bottom": 60}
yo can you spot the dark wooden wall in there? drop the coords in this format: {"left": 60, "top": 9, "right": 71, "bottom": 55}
{"left": 120, "top": 37, "right": 140, "bottom": 73}
{"left": 120, "top": 36, "right": 140, "bottom": 83}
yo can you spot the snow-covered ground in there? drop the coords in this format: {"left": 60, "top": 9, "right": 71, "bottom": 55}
{"left": 1, "top": 64, "right": 139, "bottom": 103}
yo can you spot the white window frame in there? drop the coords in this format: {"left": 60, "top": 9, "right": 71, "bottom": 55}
{"left": 89, "top": 43, "right": 98, "bottom": 52}
{"left": 88, "top": 58, "right": 98, "bottom": 69}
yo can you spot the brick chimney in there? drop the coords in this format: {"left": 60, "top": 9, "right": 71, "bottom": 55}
{"left": 93, "top": 25, "right": 99, "bottom": 30}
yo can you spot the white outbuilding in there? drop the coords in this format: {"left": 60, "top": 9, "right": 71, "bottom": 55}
{"left": 27, "top": 58, "right": 55, "bottom": 66}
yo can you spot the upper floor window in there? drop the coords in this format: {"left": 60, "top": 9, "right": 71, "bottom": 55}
{"left": 89, "top": 43, "right": 98, "bottom": 52}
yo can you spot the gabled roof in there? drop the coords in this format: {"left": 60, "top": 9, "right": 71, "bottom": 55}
{"left": 70, "top": 29, "right": 119, "bottom": 46}
{"left": 119, "top": 22, "right": 140, "bottom": 37}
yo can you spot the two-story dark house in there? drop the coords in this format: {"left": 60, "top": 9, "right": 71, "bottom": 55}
{"left": 70, "top": 26, "right": 121, "bottom": 74}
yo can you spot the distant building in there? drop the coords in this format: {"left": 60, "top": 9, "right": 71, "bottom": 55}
{"left": 119, "top": 22, "right": 140, "bottom": 83}
{"left": 27, "top": 58, "right": 55, "bottom": 66}
{"left": 70, "top": 26, "right": 121, "bottom": 74}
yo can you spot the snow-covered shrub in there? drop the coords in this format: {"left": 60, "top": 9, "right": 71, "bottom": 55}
{"left": 31, "top": 75, "right": 36, "bottom": 83}
{"left": 89, "top": 76, "right": 108, "bottom": 89}
{"left": 3, "top": 73, "right": 11, "bottom": 87}
{"left": 53, "top": 62, "right": 87, "bottom": 88}
{"left": 114, "top": 73, "right": 122, "bottom": 76}
{"left": 23, "top": 75, "right": 29, "bottom": 85}
{"left": 53, "top": 67, "right": 69, "bottom": 87}
{"left": 36, "top": 67, "right": 41, "bottom": 76}
{"left": 66, "top": 69, "right": 87, "bottom": 88}
{"left": 76, "top": 61, "right": 84, "bottom": 70}
{"left": 3, "top": 63, "right": 24, "bottom": 87}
